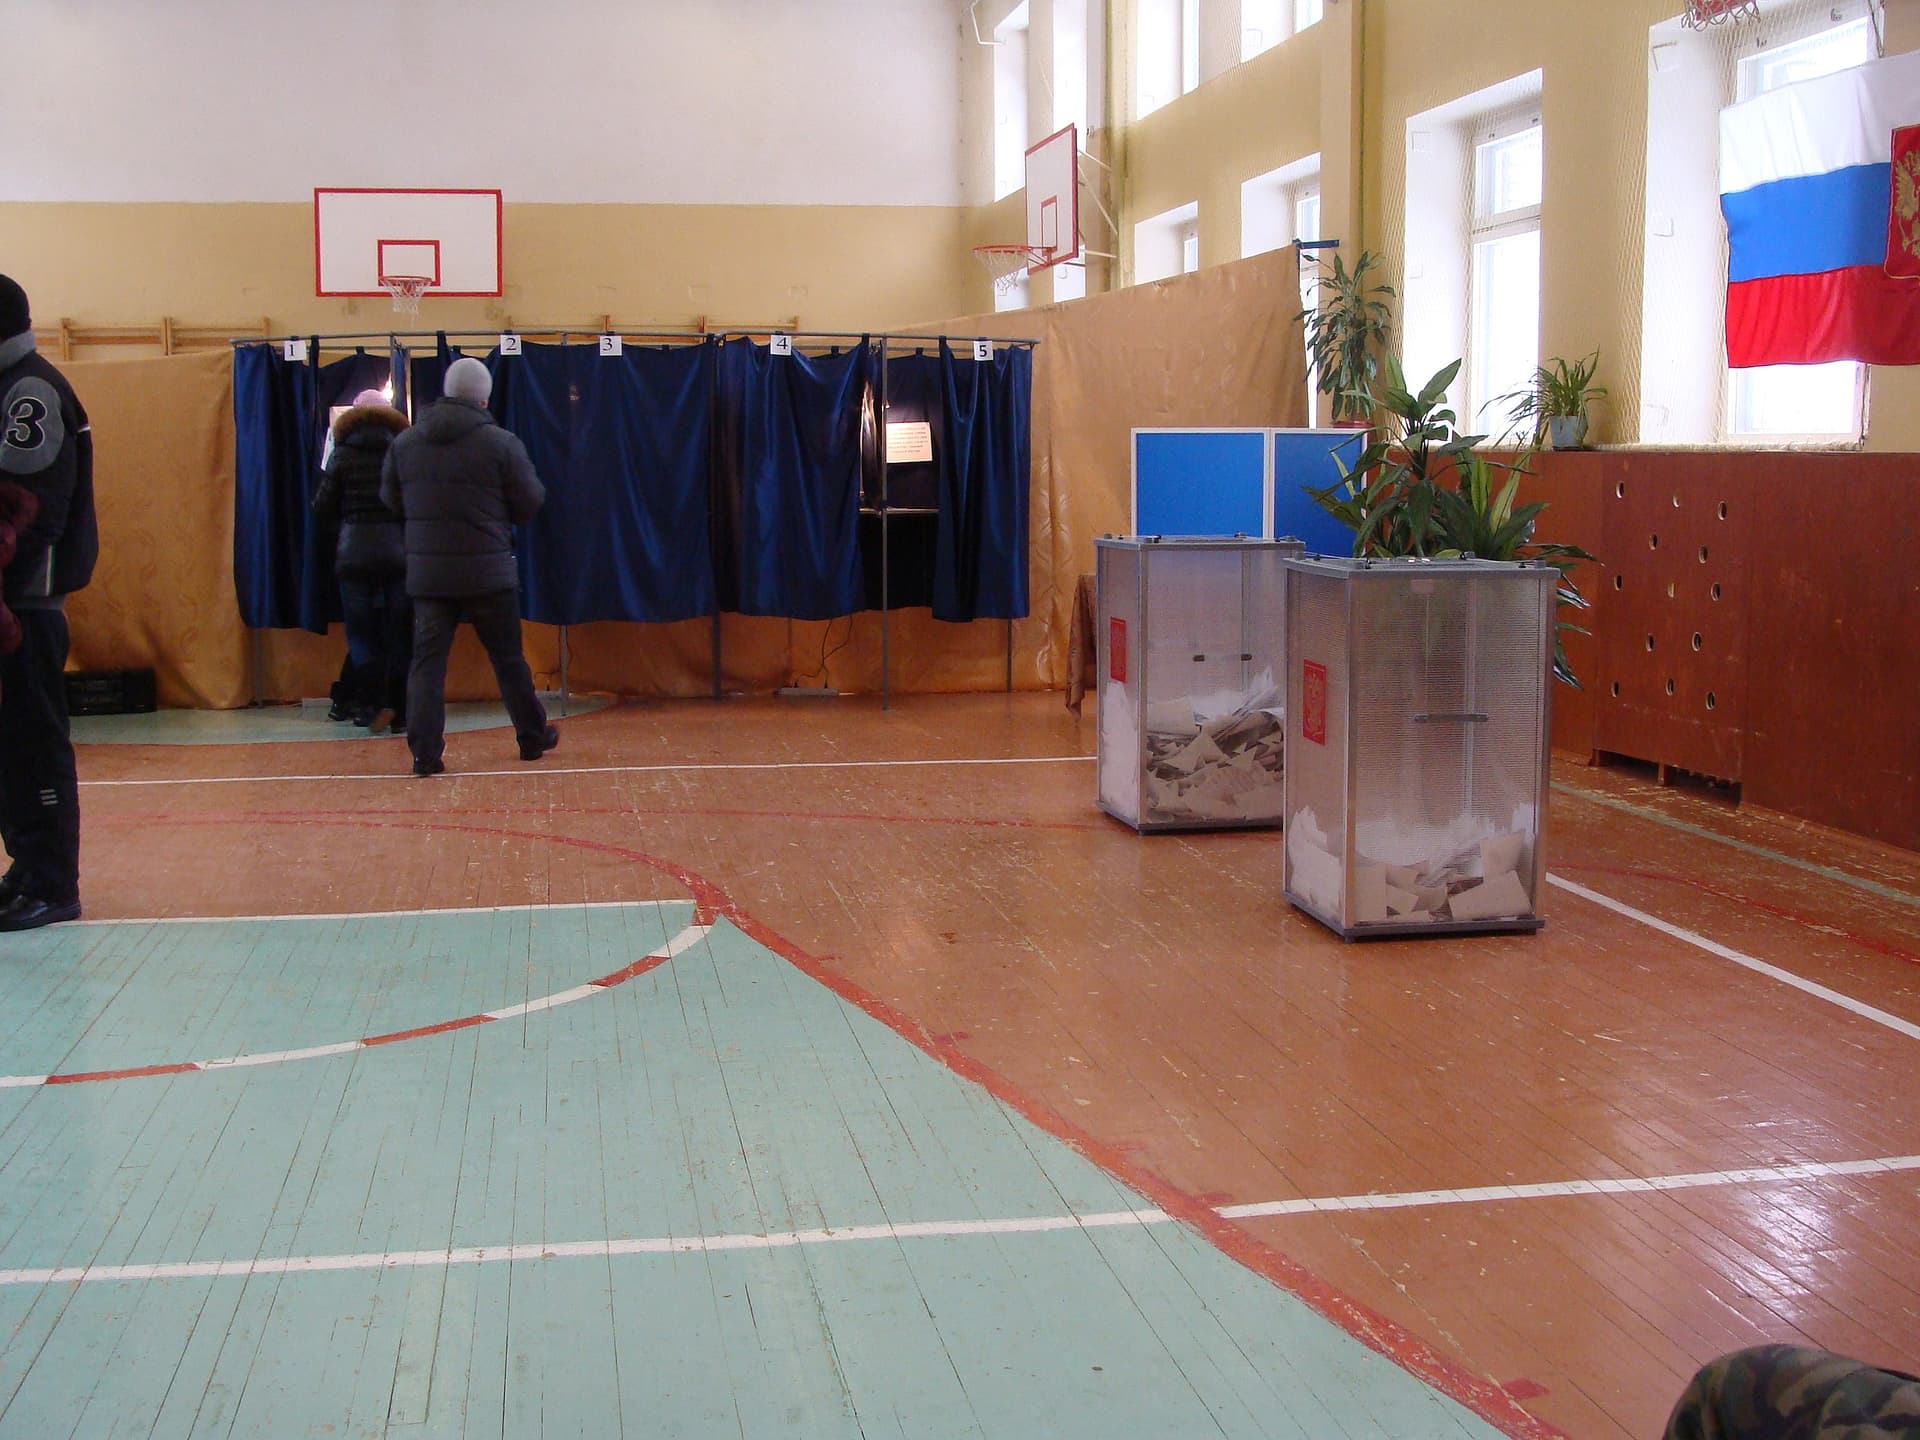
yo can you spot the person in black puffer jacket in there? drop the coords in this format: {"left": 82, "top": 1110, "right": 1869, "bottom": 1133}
{"left": 314, "top": 389, "right": 411, "bottom": 732}
{"left": 379, "top": 357, "right": 555, "bottom": 777}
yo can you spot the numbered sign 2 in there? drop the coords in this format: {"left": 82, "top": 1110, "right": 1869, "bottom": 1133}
{"left": 283, "top": 339, "right": 309, "bottom": 363}
{"left": 769, "top": 334, "right": 793, "bottom": 357}
{"left": 972, "top": 339, "right": 993, "bottom": 362}
{"left": 499, "top": 334, "right": 523, "bottom": 357}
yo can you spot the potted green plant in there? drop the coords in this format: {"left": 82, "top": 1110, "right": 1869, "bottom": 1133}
{"left": 1503, "top": 352, "right": 1606, "bottom": 450}
{"left": 1297, "top": 250, "right": 1394, "bottom": 426}
{"left": 1308, "top": 355, "right": 1595, "bottom": 687}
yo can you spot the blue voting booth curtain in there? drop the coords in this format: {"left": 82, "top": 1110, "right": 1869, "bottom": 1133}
{"left": 233, "top": 344, "right": 315, "bottom": 629}
{"left": 502, "top": 342, "right": 718, "bottom": 625}
{"left": 712, "top": 338, "right": 868, "bottom": 620}
{"left": 932, "top": 341, "right": 1031, "bottom": 623}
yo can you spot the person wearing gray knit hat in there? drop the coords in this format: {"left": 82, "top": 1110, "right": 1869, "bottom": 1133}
{"left": 0, "top": 273, "right": 98, "bottom": 930}
{"left": 379, "top": 356, "right": 555, "bottom": 776}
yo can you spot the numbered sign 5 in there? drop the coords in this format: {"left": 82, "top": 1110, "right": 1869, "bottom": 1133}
{"left": 283, "top": 339, "right": 309, "bottom": 363}
{"left": 769, "top": 334, "right": 793, "bottom": 357}
{"left": 599, "top": 334, "right": 623, "bottom": 357}
{"left": 972, "top": 339, "right": 993, "bottom": 362}
{"left": 499, "top": 334, "right": 523, "bottom": 357}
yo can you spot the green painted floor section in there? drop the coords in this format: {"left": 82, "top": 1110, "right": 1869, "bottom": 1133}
{"left": 70, "top": 692, "right": 610, "bottom": 746}
{"left": 0, "top": 905, "right": 1504, "bottom": 1438}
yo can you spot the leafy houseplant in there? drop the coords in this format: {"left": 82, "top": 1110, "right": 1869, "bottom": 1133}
{"left": 1504, "top": 352, "right": 1606, "bottom": 450}
{"left": 1297, "top": 250, "right": 1394, "bottom": 425}
{"left": 1307, "top": 355, "right": 1596, "bottom": 687}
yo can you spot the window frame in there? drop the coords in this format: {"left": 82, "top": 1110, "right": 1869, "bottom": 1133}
{"left": 1465, "top": 109, "right": 1544, "bottom": 431}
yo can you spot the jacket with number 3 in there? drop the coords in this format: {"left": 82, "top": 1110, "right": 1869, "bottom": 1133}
{"left": 0, "top": 330, "right": 97, "bottom": 609}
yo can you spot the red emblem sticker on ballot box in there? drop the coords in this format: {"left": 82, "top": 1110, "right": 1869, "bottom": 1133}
{"left": 1302, "top": 660, "right": 1328, "bottom": 746}
{"left": 1109, "top": 618, "right": 1128, "bottom": 682}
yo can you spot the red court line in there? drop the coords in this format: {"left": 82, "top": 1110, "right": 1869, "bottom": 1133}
{"left": 84, "top": 808, "right": 1561, "bottom": 1440}
{"left": 362, "top": 1014, "right": 492, "bottom": 1047}
{"left": 1560, "top": 863, "right": 1920, "bottom": 968}
{"left": 45, "top": 1062, "right": 200, "bottom": 1086}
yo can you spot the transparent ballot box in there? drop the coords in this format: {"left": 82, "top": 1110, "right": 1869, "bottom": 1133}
{"left": 1096, "top": 536, "right": 1304, "bottom": 832}
{"left": 1281, "top": 556, "right": 1556, "bottom": 939}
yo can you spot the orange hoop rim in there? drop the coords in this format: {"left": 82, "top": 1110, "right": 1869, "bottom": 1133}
{"left": 972, "top": 243, "right": 1055, "bottom": 292}
{"left": 379, "top": 274, "right": 434, "bottom": 314}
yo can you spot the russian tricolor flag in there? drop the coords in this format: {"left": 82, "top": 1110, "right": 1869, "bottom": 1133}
{"left": 1720, "top": 48, "right": 1920, "bottom": 368}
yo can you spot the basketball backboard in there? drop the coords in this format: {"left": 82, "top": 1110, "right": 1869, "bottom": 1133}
{"left": 314, "top": 188, "right": 503, "bottom": 298}
{"left": 1025, "top": 125, "right": 1080, "bottom": 271}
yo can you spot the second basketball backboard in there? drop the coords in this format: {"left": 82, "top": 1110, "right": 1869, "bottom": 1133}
{"left": 1025, "top": 125, "right": 1080, "bottom": 271}
{"left": 314, "top": 188, "right": 503, "bottom": 298}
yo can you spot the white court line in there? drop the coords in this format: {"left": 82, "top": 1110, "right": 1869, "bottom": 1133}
{"left": 74, "top": 899, "right": 680, "bottom": 928}
{"left": 6, "top": 1154, "right": 1914, "bottom": 1288}
{"left": 1546, "top": 873, "right": 1920, "bottom": 1043}
{"left": 79, "top": 755, "right": 1098, "bottom": 790}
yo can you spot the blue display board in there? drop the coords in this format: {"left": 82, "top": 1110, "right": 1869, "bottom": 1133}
{"left": 1270, "top": 428, "right": 1363, "bottom": 558}
{"left": 1132, "top": 429, "right": 1266, "bottom": 538}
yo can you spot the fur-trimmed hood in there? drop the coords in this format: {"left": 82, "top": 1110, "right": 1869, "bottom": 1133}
{"left": 331, "top": 402, "right": 409, "bottom": 443}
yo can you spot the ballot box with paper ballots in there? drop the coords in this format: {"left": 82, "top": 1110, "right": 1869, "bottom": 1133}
{"left": 1095, "top": 536, "right": 1304, "bottom": 832}
{"left": 1281, "top": 556, "right": 1556, "bottom": 939}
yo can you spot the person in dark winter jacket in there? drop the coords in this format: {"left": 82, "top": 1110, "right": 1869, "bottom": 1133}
{"left": 313, "top": 388, "right": 410, "bottom": 732}
{"left": 0, "top": 481, "right": 37, "bottom": 660}
{"left": 0, "top": 273, "right": 97, "bottom": 932}
{"left": 379, "top": 356, "right": 556, "bottom": 776}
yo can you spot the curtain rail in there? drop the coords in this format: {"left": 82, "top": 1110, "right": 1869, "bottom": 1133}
{"left": 232, "top": 328, "right": 1042, "bottom": 347}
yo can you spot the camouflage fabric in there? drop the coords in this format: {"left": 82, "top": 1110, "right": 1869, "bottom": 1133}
{"left": 1665, "top": 1346, "right": 1920, "bottom": 1439}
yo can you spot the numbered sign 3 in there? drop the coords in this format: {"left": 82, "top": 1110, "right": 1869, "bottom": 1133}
{"left": 599, "top": 334, "right": 623, "bottom": 357}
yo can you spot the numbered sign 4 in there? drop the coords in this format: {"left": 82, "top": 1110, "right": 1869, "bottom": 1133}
{"left": 599, "top": 334, "right": 623, "bottom": 357}
{"left": 972, "top": 339, "right": 993, "bottom": 362}
{"left": 769, "top": 334, "right": 793, "bottom": 357}
{"left": 499, "top": 334, "right": 523, "bottom": 356}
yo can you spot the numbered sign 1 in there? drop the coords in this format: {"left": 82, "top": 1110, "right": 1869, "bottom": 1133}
{"left": 499, "top": 334, "right": 523, "bottom": 357}
{"left": 769, "top": 334, "right": 793, "bottom": 357}
{"left": 599, "top": 334, "right": 623, "bottom": 357}
{"left": 283, "top": 339, "right": 309, "bottom": 363}
{"left": 972, "top": 339, "right": 993, "bottom": 362}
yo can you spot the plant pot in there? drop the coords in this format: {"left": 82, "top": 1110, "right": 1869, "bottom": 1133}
{"left": 1547, "top": 415, "right": 1589, "bottom": 450}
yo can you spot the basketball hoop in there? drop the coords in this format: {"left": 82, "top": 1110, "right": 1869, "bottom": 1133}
{"left": 972, "top": 244, "right": 1053, "bottom": 295}
{"left": 1682, "top": 0, "right": 1758, "bottom": 29}
{"left": 379, "top": 274, "right": 432, "bottom": 316}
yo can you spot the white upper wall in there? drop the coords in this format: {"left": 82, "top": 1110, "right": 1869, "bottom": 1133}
{"left": 2, "top": 0, "right": 964, "bottom": 206}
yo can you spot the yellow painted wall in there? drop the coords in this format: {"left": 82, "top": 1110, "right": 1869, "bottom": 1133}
{"left": 0, "top": 201, "right": 977, "bottom": 345}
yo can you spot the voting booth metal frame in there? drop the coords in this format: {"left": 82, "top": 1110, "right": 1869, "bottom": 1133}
{"left": 1095, "top": 535, "right": 1305, "bottom": 835}
{"left": 1280, "top": 555, "right": 1557, "bottom": 942}
{"left": 241, "top": 326, "right": 1040, "bottom": 712}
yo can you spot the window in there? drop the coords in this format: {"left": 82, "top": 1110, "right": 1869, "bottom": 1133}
{"left": 1467, "top": 116, "right": 1542, "bottom": 430}
{"left": 993, "top": 5, "right": 1031, "bottom": 201}
{"left": 1726, "top": 17, "right": 1875, "bottom": 439}
{"left": 1294, "top": 0, "right": 1323, "bottom": 32}
{"left": 1135, "top": 200, "right": 1199, "bottom": 283}
{"left": 995, "top": 267, "right": 1030, "bottom": 313}
{"left": 1296, "top": 192, "right": 1322, "bottom": 420}
{"left": 1137, "top": 0, "right": 1181, "bottom": 116}
{"left": 1182, "top": 0, "right": 1200, "bottom": 95}
{"left": 1051, "top": 262, "right": 1087, "bottom": 302}
{"left": 1241, "top": 154, "right": 1321, "bottom": 257}
{"left": 1054, "top": 0, "right": 1088, "bottom": 136}
{"left": 1242, "top": 0, "right": 1285, "bottom": 60}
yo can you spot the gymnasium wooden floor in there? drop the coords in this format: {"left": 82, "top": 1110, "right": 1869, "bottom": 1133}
{"left": 3, "top": 692, "right": 1916, "bottom": 1438}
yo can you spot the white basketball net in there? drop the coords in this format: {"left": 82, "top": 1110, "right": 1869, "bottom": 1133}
{"left": 973, "top": 245, "right": 1052, "bottom": 295}
{"left": 1682, "top": 0, "right": 1758, "bottom": 29}
{"left": 380, "top": 275, "right": 432, "bottom": 315}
